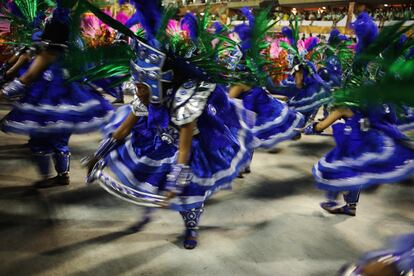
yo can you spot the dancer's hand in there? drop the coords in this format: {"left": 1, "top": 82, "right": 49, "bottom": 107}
{"left": 302, "top": 122, "right": 321, "bottom": 135}
{"left": 1, "top": 79, "right": 26, "bottom": 100}
{"left": 82, "top": 155, "right": 99, "bottom": 175}
{"left": 165, "top": 164, "right": 192, "bottom": 195}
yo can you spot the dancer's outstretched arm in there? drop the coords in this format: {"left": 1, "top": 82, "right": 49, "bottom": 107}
{"left": 112, "top": 112, "right": 139, "bottom": 140}
{"left": 164, "top": 121, "right": 196, "bottom": 200}
{"left": 303, "top": 107, "right": 353, "bottom": 134}
{"left": 5, "top": 53, "right": 31, "bottom": 80}
{"left": 177, "top": 121, "right": 196, "bottom": 165}
{"left": 84, "top": 112, "right": 138, "bottom": 174}
{"left": 228, "top": 84, "right": 251, "bottom": 99}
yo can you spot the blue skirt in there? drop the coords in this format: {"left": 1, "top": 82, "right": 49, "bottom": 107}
{"left": 288, "top": 83, "right": 331, "bottom": 121}
{"left": 2, "top": 64, "right": 114, "bottom": 135}
{"left": 101, "top": 86, "right": 255, "bottom": 211}
{"left": 168, "top": 86, "right": 255, "bottom": 210}
{"left": 105, "top": 114, "right": 179, "bottom": 197}
{"left": 313, "top": 122, "right": 414, "bottom": 192}
{"left": 241, "top": 87, "right": 304, "bottom": 149}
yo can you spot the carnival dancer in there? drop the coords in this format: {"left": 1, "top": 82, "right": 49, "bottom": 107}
{"left": 303, "top": 13, "right": 414, "bottom": 216}
{"left": 225, "top": 8, "right": 304, "bottom": 151}
{"left": 339, "top": 233, "right": 414, "bottom": 275}
{"left": 0, "top": 0, "right": 50, "bottom": 84}
{"left": 82, "top": 1, "right": 255, "bottom": 249}
{"left": 272, "top": 22, "right": 332, "bottom": 124}
{"left": 0, "top": 1, "right": 113, "bottom": 188}
{"left": 395, "top": 47, "right": 414, "bottom": 132}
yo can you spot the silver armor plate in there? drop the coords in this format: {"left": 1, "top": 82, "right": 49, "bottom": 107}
{"left": 171, "top": 81, "right": 216, "bottom": 126}
{"left": 130, "top": 95, "right": 148, "bottom": 117}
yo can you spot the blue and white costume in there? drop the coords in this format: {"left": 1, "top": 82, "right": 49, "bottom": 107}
{"left": 313, "top": 109, "right": 414, "bottom": 192}
{"left": 286, "top": 75, "right": 332, "bottom": 123}
{"left": 340, "top": 233, "right": 414, "bottom": 275}
{"left": 2, "top": 63, "right": 113, "bottom": 135}
{"left": 239, "top": 86, "right": 304, "bottom": 149}
{"left": 94, "top": 80, "right": 255, "bottom": 212}
{"left": 1, "top": 6, "right": 113, "bottom": 185}
{"left": 397, "top": 106, "right": 414, "bottom": 132}
{"left": 167, "top": 81, "right": 254, "bottom": 210}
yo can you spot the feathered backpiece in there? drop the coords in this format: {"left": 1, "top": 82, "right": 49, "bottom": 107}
{"left": 228, "top": 7, "right": 278, "bottom": 86}
{"left": 118, "top": 0, "right": 162, "bottom": 43}
{"left": 279, "top": 17, "right": 325, "bottom": 70}
{"left": 332, "top": 20, "right": 414, "bottom": 111}
{"left": 180, "top": 12, "right": 198, "bottom": 42}
{"left": 324, "top": 28, "right": 354, "bottom": 73}
{"left": 0, "top": 0, "right": 54, "bottom": 45}
{"left": 74, "top": 0, "right": 237, "bottom": 86}
{"left": 351, "top": 12, "right": 378, "bottom": 54}
{"left": 233, "top": 23, "right": 251, "bottom": 54}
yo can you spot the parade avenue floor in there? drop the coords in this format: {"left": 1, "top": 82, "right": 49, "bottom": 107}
{"left": 0, "top": 102, "right": 412, "bottom": 276}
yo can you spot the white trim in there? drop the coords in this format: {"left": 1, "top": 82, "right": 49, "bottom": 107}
{"left": 398, "top": 121, "right": 414, "bottom": 132}
{"left": 319, "top": 135, "right": 394, "bottom": 169}
{"left": 292, "top": 96, "right": 330, "bottom": 113}
{"left": 108, "top": 151, "right": 160, "bottom": 194}
{"left": 14, "top": 99, "right": 102, "bottom": 113}
{"left": 289, "top": 89, "right": 329, "bottom": 105}
{"left": 252, "top": 104, "right": 289, "bottom": 132}
{"left": 257, "top": 114, "right": 303, "bottom": 147}
{"left": 124, "top": 139, "right": 178, "bottom": 166}
{"left": 190, "top": 100, "right": 252, "bottom": 187}
{"left": 3, "top": 111, "right": 114, "bottom": 133}
{"left": 314, "top": 159, "right": 414, "bottom": 187}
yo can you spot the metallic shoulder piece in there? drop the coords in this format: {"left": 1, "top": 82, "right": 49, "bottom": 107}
{"left": 130, "top": 95, "right": 148, "bottom": 117}
{"left": 122, "top": 80, "right": 137, "bottom": 95}
{"left": 171, "top": 81, "right": 216, "bottom": 126}
{"left": 130, "top": 39, "right": 173, "bottom": 104}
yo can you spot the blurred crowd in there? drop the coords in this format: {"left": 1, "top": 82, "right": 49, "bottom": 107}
{"left": 272, "top": 5, "right": 414, "bottom": 22}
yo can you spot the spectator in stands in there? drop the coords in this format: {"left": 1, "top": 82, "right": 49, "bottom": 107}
{"left": 308, "top": 12, "right": 315, "bottom": 20}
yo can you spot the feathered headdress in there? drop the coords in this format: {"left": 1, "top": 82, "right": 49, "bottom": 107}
{"left": 332, "top": 19, "right": 414, "bottom": 111}
{"left": 74, "top": 0, "right": 237, "bottom": 86}
{"left": 0, "top": 0, "right": 55, "bottom": 45}
{"left": 229, "top": 7, "right": 279, "bottom": 86}
{"left": 351, "top": 12, "right": 378, "bottom": 54}
{"left": 278, "top": 18, "right": 325, "bottom": 69}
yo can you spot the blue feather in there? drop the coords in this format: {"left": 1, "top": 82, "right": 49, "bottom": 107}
{"left": 181, "top": 13, "right": 198, "bottom": 42}
{"left": 212, "top": 22, "right": 223, "bottom": 34}
{"left": 328, "top": 29, "right": 340, "bottom": 44}
{"left": 306, "top": 37, "right": 319, "bottom": 52}
{"left": 7, "top": 1, "right": 23, "bottom": 18}
{"left": 234, "top": 23, "right": 251, "bottom": 54}
{"left": 128, "top": 0, "right": 162, "bottom": 41}
{"left": 351, "top": 12, "right": 378, "bottom": 54}
{"left": 281, "top": 26, "right": 295, "bottom": 46}
{"left": 240, "top": 7, "right": 254, "bottom": 29}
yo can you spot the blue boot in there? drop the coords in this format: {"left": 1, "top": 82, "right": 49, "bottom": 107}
{"left": 34, "top": 152, "right": 70, "bottom": 188}
{"left": 180, "top": 207, "right": 204, "bottom": 250}
{"left": 53, "top": 151, "right": 70, "bottom": 176}
{"left": 32, "top": 152, "right": 52, "bottom": 179}
{"left": 321, "top": 203, "right": 356, "bottom": 216}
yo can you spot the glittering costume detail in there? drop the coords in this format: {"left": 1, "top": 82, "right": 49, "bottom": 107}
{"left": 171, "top": 81, "right": 214, "bottom": 126}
